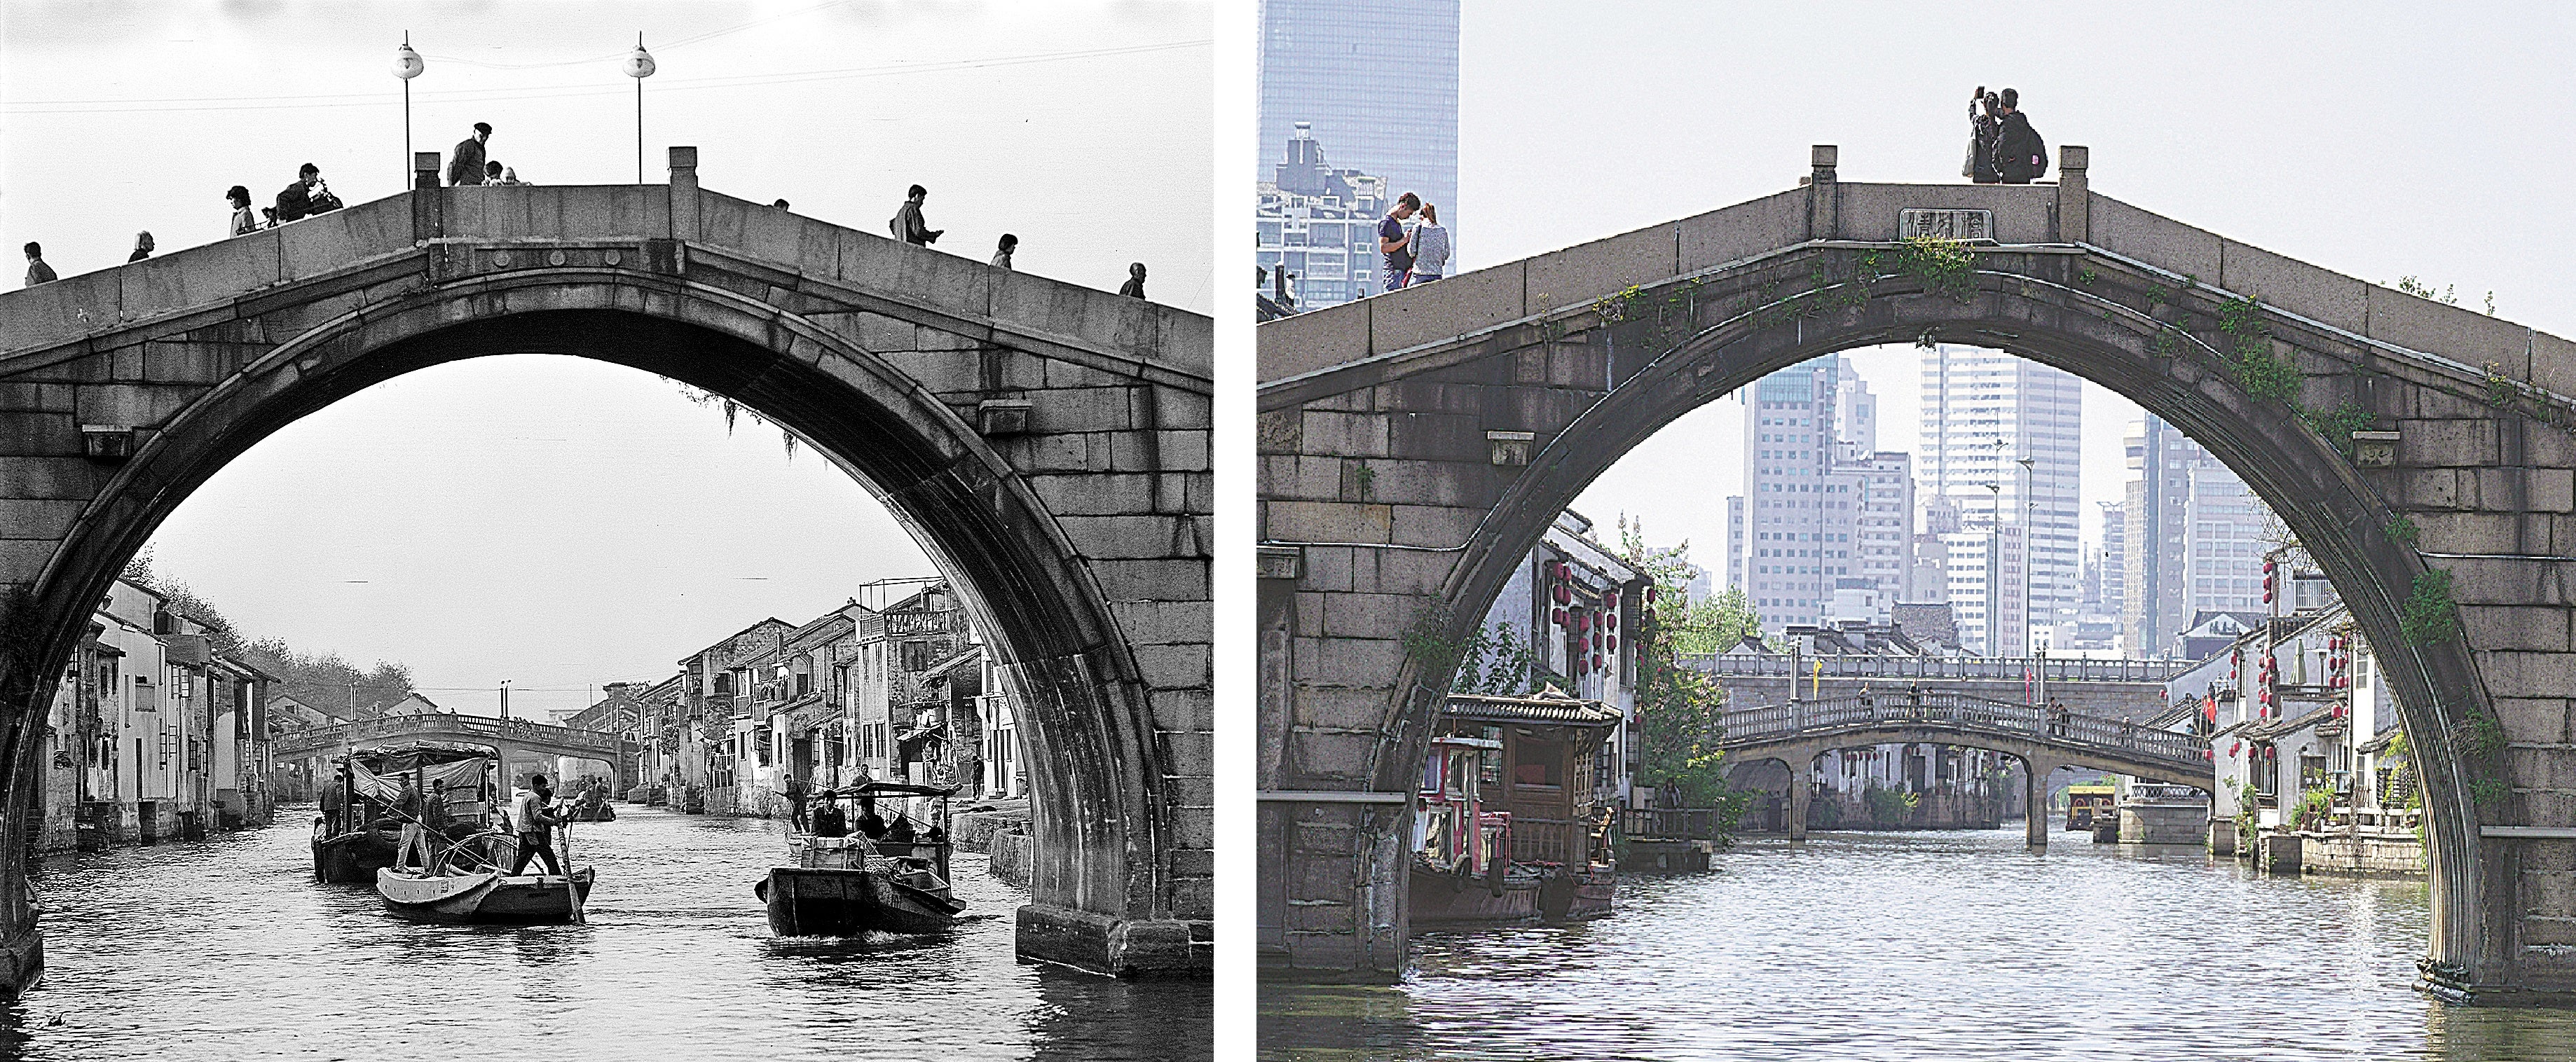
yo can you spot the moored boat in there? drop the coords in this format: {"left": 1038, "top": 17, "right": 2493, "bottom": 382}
{"left": 312, "top": 742, "right": 500, "bottom": 884}
{"left": 756, "top": 782, "right": 963, "bottom": 936}
{"left": 1407, "top": 691, "right": 1624, "bottom": 927}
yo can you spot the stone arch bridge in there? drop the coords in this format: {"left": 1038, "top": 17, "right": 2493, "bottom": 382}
{"left": 0, "top": 148, "right": 1212, "bottom": 985}
{"left": 1258, "top": 145, "right": 2576, "bottom": 1000}
{"left": 269, "top": 714, "right": 643, "bottom": 793}
{"left": 1709, "top": 693, "right": 2209, "bottom": 848}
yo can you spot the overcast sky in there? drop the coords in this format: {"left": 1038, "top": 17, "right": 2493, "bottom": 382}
{"left": 1, "top": 1, "right": 1211, "bottom": 719}
{"left": 1434, "top": 3, "right": 2576, "bottom": 566}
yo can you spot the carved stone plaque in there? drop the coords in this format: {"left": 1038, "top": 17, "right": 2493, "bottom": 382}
{"left": 1900, "top": 209, "right": 1996, "bottom": 242}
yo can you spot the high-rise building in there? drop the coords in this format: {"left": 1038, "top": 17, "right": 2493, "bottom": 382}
{"left": 1258, "top": 0, "right": 1460, "bottom": 261}
{"left": 2122, "top": 414, "right": 2273, "bottom": 658}
{"left": 1256, "top": 123, "right": 1391, "bottom": 310}
{"left": 1919, "top": 344, "right": 2081, "bottom": 655}
{"left": 2096, "top": 500, "right": 2128, "bottom": 627}
{"left": 2184, "top": 467, "right": 2269, "bottom": 619}
{"left": 1732, "top": 357, "right": 1897, "bottom": 631}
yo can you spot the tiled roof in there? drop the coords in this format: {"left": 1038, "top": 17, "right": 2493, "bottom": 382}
{"left": 1443, "top": 689, "right": 1621, "bottom": 728}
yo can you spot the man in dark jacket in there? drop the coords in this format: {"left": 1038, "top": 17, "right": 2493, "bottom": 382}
{"left": 1968, "top": 88, "right": 2003, "bottom": 184}
{"left": 449, "top": 122, "right": 492, "bottom": 186}
{"left": 275, "top": 163, "right": 322, "bottom": 223}
{"left": 1993, "top": 88, "right": 2046, "bottom": 184}
{"left": 890, "top": 184, "right": 941, "bottom": 246}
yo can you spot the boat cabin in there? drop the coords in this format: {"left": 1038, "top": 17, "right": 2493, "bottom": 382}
{"left": 1416, "top": 733, "right": 1505, "bottom": 878}
{"left": 1437, "top": 688, "right": 1621, "bottom": 870}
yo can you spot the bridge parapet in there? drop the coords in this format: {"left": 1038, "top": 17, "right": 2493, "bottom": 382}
{"left": 1685, "top": 654, "right": 2196, "bottom": 684}
{"left": 270, "top": 714, "right": 625, "bottom": 759}
{"left": 1717, "top": 693, "right": 2207, "bottom": 772}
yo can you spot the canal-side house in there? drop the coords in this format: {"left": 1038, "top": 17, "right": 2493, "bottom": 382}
{"left": 2199, "top": 553, "right": 2416, "bottom": 871}
{"left": 665, "top": 617, "right": 793, "bottom": 814}
{"left": 975, "top": 647, "right": 1024, "bottom": 800}
{"left": 849, "top": 582, "right": 968, "bottom": 786}
{"left": 1461, "top": 510, "right": 1645, "bottom": 815}
{"left": 38, "top": 579, "right": 273, "bottom": 851}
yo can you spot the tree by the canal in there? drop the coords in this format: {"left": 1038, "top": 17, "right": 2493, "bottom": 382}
{"left": 120, "top": 548, "right": 418, "bottom": 719}
{"left": 1619, "top": 518, "right": 1758, "bottom": 821}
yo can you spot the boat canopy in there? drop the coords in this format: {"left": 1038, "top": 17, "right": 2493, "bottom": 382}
{"left": 344, "top": 742, "right": 495, "bottom": 772}
{"left": 820, "top": 780, "right": 957, "bottom": 799}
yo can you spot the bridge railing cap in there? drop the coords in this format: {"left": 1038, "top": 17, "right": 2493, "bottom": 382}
{"left": 668, "top": 145, "right": 699, "bottom": 170}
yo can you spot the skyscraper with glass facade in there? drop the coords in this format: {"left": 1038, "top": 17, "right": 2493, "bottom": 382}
{"left": 1258, "top": 0, "right": 1460, "bottom": 264}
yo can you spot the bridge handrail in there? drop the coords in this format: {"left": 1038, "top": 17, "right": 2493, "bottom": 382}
{"left": 1680, "top": 654, "right": 2197, "bottom": 684}
{"left": 1714, "top": 692, "right": 2206, "bottom": 767}
{"left": 270, "top": 712, "right": 626, "bottom": 754}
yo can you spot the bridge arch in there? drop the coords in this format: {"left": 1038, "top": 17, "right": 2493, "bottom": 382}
{"left": 3, "top": 169, "right": 1211, "bottom": 981}
{"left": 1259, "top": 153, "right": 2575, "bottom": 996}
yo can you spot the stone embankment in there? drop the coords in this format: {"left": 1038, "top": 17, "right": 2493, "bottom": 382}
{"left": 954, "top": 799, "right": 1033, "bottom": 888}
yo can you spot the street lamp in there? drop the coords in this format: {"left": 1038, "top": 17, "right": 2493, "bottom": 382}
{"left": 395, "top": 34, "right": 425, "bottom": 188}
{"left": 623, "top": 34, "right": 657, "bottom": 185}
{"left": 1985, "top": 480, "right": 2001, "bottom": 658}
{"left": 500, "top": 680, "right": 513, "bottom": 721}
{"left": 2017, "top": 455, "right": 2036, "bottom": 658}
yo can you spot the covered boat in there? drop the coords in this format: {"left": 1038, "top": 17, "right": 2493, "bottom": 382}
{"left": 756, "top": 781, "right": 964, "bottom": 936}
{"left": 313, "top": 742, "right": 498, "bottom": 884}
{"left": 1409, "top": 689, "right": 1622, "bottom": 926}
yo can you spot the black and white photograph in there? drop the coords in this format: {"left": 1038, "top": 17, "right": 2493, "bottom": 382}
{"left": 0, "top": 3, "right": 1212, "bottom": 1058}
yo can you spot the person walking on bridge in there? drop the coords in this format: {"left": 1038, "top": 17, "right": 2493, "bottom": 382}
{"left": 1118, "top": 262, "right": 1148, "bottom": 298}
{"left": 127, "top": 231, "right": 154, "bottom": 263}
{"left": 1992, "top": 88, "right": 2046, "bottom": 184}
{"left": 449, "top": 122, "right": 492, "bottom": 186}
{"left": 1376, "top": 191, "right": 1420, "bottom": 293}
{"left": 890, "top": 184, "right": 942, "bottom": 247}
{"left": 22, "top": 242, "right": 55, "bottom": 287}
{"left": 1407, "top": 204, "right": 1451, "bottom": 285}
{"left": 992, "top": 233, "right": 1018, "bottom": 270}
{"left": 226, "top": 186, "right": 257, "bottom": 237}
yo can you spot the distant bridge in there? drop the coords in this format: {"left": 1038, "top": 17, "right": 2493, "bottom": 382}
{"left": 270, "top": 714, "right": 639, "bottom": 789}
{"left": 1711, "top": 692, "right": 2210, "bottom": 848}
{"left": 1682, "top": 654, "right": 2198, "bottom": 683}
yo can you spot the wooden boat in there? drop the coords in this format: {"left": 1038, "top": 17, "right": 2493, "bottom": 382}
{"left": 312, "top": 742, "right": 499, "bottom": 884}
{"left": 756, "top": 781, "right": 962, "bottom": 936}
{"left": 377, "top": 866, "right": 596, "bottom": 924}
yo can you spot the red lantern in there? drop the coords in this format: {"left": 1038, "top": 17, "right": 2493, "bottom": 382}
{"left": 1608, "top": 612, "right": 1619, "bottom": 631}
{"left": 1608, "top": 635, "right": 1618, "bottom": 652}
{"left": 1551, "top": 607, "right": 1567, "bottom": 626}
{"left": 1590, "top": 631, "right": 1602, "bottom": 650}
{"left": 1646, "top": 586, "right": 1659, "bottom": 603}
{"left": 1554, "top": 584, "right": 1571, "bottom": 605}
{"left": 2204, "top": 750, "right": 2215, "bottom": 761}
{"left": 1591, "top": 653, "right": 1604, "bottom": 670}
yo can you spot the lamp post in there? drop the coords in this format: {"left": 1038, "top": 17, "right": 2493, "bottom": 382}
{"left": 395, "top": 34, "right": 425, "bottom": 189}
{"left": 500, "top": 680, "right": 512, "bottom": 722}
{"left": 2017, "top": 455, "right": 2036, "bottom": 660}
{"left": 623, "top": 34, "right": 657, "bottom": 185}
{"left": 1985, "top": 480, "right": 2001, "bottom": 658}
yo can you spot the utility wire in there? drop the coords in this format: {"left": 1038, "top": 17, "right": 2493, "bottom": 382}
{"left": 4, "top": 40, "right": 1208, "bottom": 116}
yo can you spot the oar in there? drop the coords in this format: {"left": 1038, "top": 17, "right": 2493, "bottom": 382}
{"left": 561, "top": 814, "right": 586, "bottom": 924}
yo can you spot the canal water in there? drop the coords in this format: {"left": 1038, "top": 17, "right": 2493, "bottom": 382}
{"left": 1, "top": 806, "right": 1209, "bottom": 1060}
{"left": 1265, "top": 829, "right": 2576, "bottom": 1061}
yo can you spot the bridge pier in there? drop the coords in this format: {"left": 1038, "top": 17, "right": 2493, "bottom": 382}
{"left": 1788, "top": 775, "right": 1811, "bottom": 843}
{"left": 2024, "top": 759, "right": 2053, "bottom": 850}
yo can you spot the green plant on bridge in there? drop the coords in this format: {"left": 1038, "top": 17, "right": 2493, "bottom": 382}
{"left": 2298, "top": 401, "right": 2376, "bottom": 458}
{"left": 2460, "top": 707, "right": 2507, "bottom": 760}
{"left": 2483, "top": 362, "right": 2527, "bottom": 412}
{"left": 1402, "top": 600, "right": 1474, "bottom": 688}
{"left": 2469, "top": 777, "right": 2511, "bottom": 808}
{"left": 2385, "top": 515, "right": 2420, "bottom": 549}
{"left": 2218, "top": 296, "right": 2304, "bottom": 405}
{"left": 1862, "top": 784, "right": 1920, "bottom": 827}
{"left": 2399, "top": 568, "right": 2459, "bottom": 647}
{"left": 1894, "top": 235, "right": 1978, "bottom": 304}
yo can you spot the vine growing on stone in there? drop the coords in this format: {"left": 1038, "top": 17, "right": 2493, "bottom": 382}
{"left": 2399, "top": 568, "right": 2458, "bottom": 647}
{"left": 2217, "top": 296, "right": 2303, "bottom": 405}
{"left": 1894, "top": 235, "right": 1978, "bottom": 304}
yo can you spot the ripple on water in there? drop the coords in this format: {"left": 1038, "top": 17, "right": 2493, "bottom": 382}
{"left": 1, "top": 806, "right": 1209, "bottom": 1061}
{"left": 1261, "top": 829, "right": 2576, "bottom": 1062}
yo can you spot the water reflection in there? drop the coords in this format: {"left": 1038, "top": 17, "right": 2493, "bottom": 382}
{"left": 1262, "top": 829, "right": 2575, "bottom": 1061}
{"left": 5, "top": 805, "right": 1208, "bottom": 1061}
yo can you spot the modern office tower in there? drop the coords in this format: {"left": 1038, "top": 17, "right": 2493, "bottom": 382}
{"left": 2184, "top": 467, "right": 2270, "bottom": 620}
{"left": 1850, "top": 451, "right": 1914, "bottom": 612}
{"left": 1739, "top": 357, "right": 1868, "bottom": 631}
{"left": 1724, "top": 495, "right": 1746, "bottom": 596}
{"left": 1256, "top": 123, "right": 1392, "bottom": 309}
{"left": 1258, "top": 0, "right": 1460, "bottom": 261}
{"left": 2121, "top": 414, "right": 2271, "bottom": 657}
{"left": 1918, "top": 344, "right": 2081, "bottom": 655}
{"left": 2096, "top": 500, "right": 2128, "bottom": 628}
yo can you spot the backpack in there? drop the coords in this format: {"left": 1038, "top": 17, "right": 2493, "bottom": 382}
{"left": 275, "top": 181, "right": 311, "bottom": 223}
{"left": 2028, "top": 122, "right": 2049, "bottom": 179}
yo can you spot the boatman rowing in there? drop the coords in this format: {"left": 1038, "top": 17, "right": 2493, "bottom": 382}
{"left": 506, "top": 774, "right": 566, "bottom": 877}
